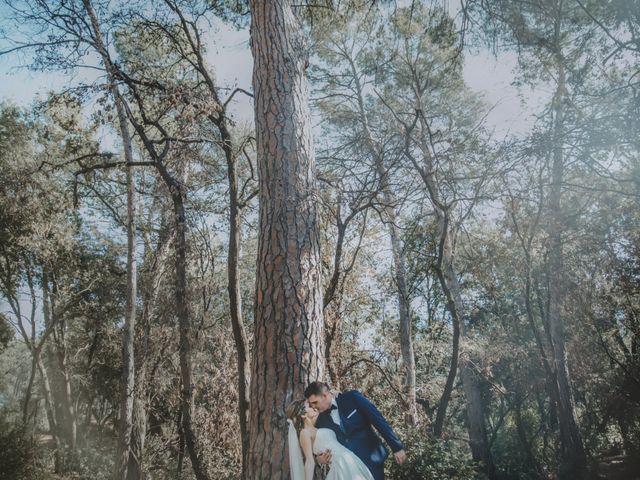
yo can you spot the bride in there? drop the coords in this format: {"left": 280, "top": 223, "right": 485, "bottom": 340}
{"left": 285, "top": 399, "right": 374, "bottom": 480}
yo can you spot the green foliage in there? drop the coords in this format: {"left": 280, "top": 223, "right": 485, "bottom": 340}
{"left": 388, "top": 428, "right": 483, "bottom": 480}
{"left": 0, "top": 414, "right": 47, "bottom": 480}
{"left": 58, "top": 444, "right": 114, "bottom": 480}
{"left": 0, "top": 313, "right": 13, "bottom": 352}
{"left": 0, "top": 341, "right": 31, "bottom": 420}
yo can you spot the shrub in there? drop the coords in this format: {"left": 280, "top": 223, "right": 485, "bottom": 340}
{"left": 387, "top": 427, "right": 484, "bottom": 480}
{"left": 0, "top": 415, "right": 46, "bottom": 480}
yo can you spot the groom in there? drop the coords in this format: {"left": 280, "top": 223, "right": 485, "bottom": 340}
{"left": 304, "top": 381, "right": 406, "bottom": 480}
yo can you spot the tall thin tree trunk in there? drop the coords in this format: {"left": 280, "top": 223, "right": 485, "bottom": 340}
{"left": 432, "top": 248, "right": 460, "bottom": 438}
{"left": 37, "top": 357, "right": 63, "bottom": 472}
{"left": 20, "top": 266, "right": 40, "bottom": 425}
{"left": 349, "top": 55, "right": 417, "bottom": 424}
{"left": 56, "top": 320, "right": 77, "bottom": 451}
{"left": 81, "top": 2, "right": 139, "bottom": 478}
{"left": 383, "top": 195, "right": 418, "bottom": 423}
{"left": 441, "top": 236, "right": 496, "bottom": 479}
{"left": 406, "top": 119, "right": 497, "bottom": 478}
{"left": 514, "top": 395, "right": 546, "bottom": 480}
{"left": 176, "top": 409, "right": 186, "bottom": 477}
{"left": 41, "top": 270, "right": 62, "bottom": 471}
{"left": 22, "top": 353, "right": 38, "bottom": 423}
{"left": 226, "top": 149, "right": 251, "bottom": 475}
{"left": 120, "top": 127, "right": 138, "bottom": 480}
{"left": 159, "top": 3, "right": 252, "bottom": 469}
{"left": 247, "top": 1, "right": 325, "bottom": 478}
{"left": 48, "top": 271, "right": 77, "bottom": 452}
{"left": 171, "top": 188, "right": 210, "bottom": 480}
{"left": 548, "top": 48, "right": 587, "bottom": 478}
{"left": 136, "top": 221, "right": 173, "bottom": 479}
{"left": 323, "top": 217, "right": 347, "bottom": 387}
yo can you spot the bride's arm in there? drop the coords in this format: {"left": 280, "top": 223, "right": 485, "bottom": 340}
{"left": 299, "top": 430, "right": 315, "bottom": 480}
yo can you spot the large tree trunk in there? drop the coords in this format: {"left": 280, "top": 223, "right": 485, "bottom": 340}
{"left": 81, "top": 2, "right": 139, "bottom": 477}
{"left": 548, "top": 53, "right": 587, "bottom": 479}
{"left": 247, "top": 2, "right": 325, "bottom": 478}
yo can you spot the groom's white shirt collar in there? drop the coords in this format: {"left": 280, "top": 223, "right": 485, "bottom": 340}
{"left": 330, "top": 397, "right": 341, "bottom": 426}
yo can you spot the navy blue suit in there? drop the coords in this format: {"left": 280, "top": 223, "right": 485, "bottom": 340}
{"left": 315, "top": 390, "right": 404, "bottom": 480}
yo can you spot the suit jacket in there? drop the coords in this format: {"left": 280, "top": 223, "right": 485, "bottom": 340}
{"left": 315, "top": 390, "right": 404, "bottom": 477}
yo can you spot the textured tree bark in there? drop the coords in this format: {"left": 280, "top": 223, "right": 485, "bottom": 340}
{"left": 81, "top": 2, "right": 139, "bottom": 477}
{"left": 247, "top": 1, "right": 325, "bottom": 478}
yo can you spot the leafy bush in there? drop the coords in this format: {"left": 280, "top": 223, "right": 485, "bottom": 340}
{"left": 0, "top": 415, "right": 46, "bottom": 480}
{"left": 387, "top": 427, "right": 484, "bottom": 480}
{"left": 57, "top": 444, "right": 114, "bottom": 480}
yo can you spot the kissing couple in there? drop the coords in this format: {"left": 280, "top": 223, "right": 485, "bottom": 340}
{"left": 286, "top": 381, "right": 407, "bottom": 480}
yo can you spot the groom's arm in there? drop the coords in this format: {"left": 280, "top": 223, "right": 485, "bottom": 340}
{"left": 352, "top": 390, "right": 405, "bottom": 453}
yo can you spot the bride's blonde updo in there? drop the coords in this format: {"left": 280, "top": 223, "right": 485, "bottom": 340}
{"left": 285, "top": 399, "right": 306, "bottom": 433}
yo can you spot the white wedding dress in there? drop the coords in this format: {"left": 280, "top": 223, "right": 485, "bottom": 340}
{"left": 313, "top": 428, "right": 374, "bottom": 480}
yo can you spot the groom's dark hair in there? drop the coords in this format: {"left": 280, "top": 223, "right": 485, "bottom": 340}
{"left": 304, "top": 381, "right": 330, "bottom": 398}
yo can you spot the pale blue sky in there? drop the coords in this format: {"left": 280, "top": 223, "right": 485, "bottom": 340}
{"left": 0, "top": 5, "right": 538, "bottom": 137}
